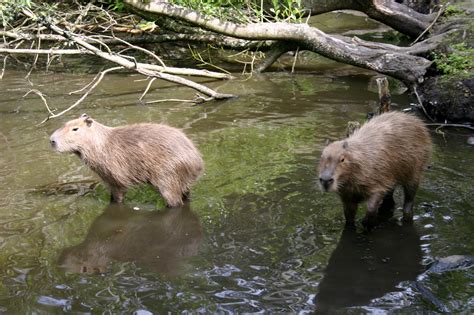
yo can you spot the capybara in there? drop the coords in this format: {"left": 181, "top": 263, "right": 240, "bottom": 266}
{"left": 318, "top": 111, "right": 432, "bottom": 228}
{"left": 50, "top": 114, "right": 204, "bottom": 207}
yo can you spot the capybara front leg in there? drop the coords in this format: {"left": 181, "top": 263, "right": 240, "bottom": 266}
{"left": 378, "top": 189, "right": 395, "bottom": 219}
{"left": 362, "top": 193, "right": 383, "bottom": 230}
{"left": 110, "top": 186, "right": 125, "bottom": 203}
{"left": 342, "top": 197, "right": 358, "bottom": 227}
{"left": 402, "top": 185, "right": 418, "bottom": 222}
{"left": 161, "top": 189, "right": 184, "bottom": 208}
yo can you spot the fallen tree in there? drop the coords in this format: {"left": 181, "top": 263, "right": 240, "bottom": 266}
{"left": 124, "top": 0, "right": 442, "bottom": 83}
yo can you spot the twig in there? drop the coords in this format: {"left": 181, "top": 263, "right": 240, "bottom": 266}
{"left": 139, "top": 77, "right": 156, "bottom": 101}
{"left": 69, "top": 71, "right": 103, "bottom": 95}
{"left": 0, "top": 55, "right": 7, "bottom": 79}
{"left": 145, "top": 98, "right": 198, "bottom": 105}
{"left": 100, "top": 33, "right": 167, "bottom": 68}
{"left": 291, "top": 47, "right": 299, "bottom": 73}
{"left": 39, "top": 66, "right": 123, "bottom": 124}
{"left": 413, "top": 86, "right": 435, "bottom": 122}
{"left": 411, "top": 3, "right": 447, "bottom": 45}
{"left": 426, "top": 123, "right": 474, "bottom": 130}
{"left": 22, "top": 89, "right": 52, "bottom": 115}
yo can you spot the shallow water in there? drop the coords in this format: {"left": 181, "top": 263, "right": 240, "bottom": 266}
{"left": 0, "top": 63, "right": 473, "bottom": 313}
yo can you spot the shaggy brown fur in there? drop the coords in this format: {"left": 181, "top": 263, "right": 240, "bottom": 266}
{"left": 50, "top": 114, "right": 204, "bottom": 207}
{"left": 318, "top": 111, "right": 432, "bottom": 228}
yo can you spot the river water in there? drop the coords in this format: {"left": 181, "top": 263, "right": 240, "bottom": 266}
{"left": 1, "top": 13, "right": 473, "bottom": 314}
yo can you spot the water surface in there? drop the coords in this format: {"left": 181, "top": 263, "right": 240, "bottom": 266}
{"left": 0, "top": 65, "right": 473, "bottom": 313}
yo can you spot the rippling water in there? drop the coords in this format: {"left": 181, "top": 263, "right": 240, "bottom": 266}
{"left": 0, "top": 64, "right": 473, "bottom": 313}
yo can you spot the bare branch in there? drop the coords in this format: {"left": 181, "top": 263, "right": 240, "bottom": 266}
{"left": 39, "top": 66, "right": 123, "bottom": 124}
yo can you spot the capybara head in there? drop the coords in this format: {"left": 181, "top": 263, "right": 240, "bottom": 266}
{"left": 318, "top": 140, "right": 352, "bottom": 192}
{"left": 50, "top": 114, "right": 95, "bottom": 155}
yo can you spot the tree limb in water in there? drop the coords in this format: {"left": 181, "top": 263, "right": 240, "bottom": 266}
{"left": 124, "top": 0, "right": 433, "bottom": 83}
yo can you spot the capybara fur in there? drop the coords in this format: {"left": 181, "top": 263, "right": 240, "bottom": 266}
{"left": 50, "top": 114, "right": 204, "bottom": 207}
{"left": 318, "top": 111, "right": 432, "bottom": 228}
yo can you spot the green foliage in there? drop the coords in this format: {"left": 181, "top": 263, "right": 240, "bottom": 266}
{"left": 108, "top": 0, "right": 125, "bottom": 12}
{"left": 0, "top": 0, "right": 31, "bottom": 27}
{"left": 169, "top": 0, "right": 304, "bottom": 23}
{"left": 432, "top": 43, "right": 474, "bottom": 75}
{"left": 443, "top": 4, "right": 465, "bottom": 17}
{"left": 268, "top": 0, "right": 303, "bottom": 22}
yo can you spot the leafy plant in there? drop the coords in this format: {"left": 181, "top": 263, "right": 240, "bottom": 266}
{"left": 443, "top": 4, "right": 464, "bottom": 17}
{"left": 0, "top": 0, "right": 32, "bottom": 27}
{"left": 432, "top": 43, "right": 474, "bottom": 75}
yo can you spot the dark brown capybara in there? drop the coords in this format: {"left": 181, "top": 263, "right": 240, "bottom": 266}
{"left": 318, "top": 111, "right": 432, "bottom": 228}
{"left": 50, "top": 114, "right": 204, "bottom": 207}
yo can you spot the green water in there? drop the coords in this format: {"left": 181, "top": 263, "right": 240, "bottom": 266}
{"left": 0, "top": 68, "right": 473, "bottom": 312}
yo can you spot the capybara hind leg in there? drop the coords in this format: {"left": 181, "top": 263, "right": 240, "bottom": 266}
{"left": 342, "top": 197, "right": 358, "bottom": 227}
{"left": 402, "top": 185, "right": 418, "bottom": 222}
{"left": 362, "top": 193, "right": 383, "bottom": 230}
{"left": 378, "top": 190, "right": 395, "bottom": 219}
{"left": 110, "top": 187, "right": 125, "bottom": 203}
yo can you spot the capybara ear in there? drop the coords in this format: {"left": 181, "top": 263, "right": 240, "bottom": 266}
{"left": 342, "top": 141, "right": 349, "bottom": 149}
{"left": 85, "top": 118, "right": 93, "bottom": 127}
{"left": 82, "top": 115, "right": 93, "bottom": 127}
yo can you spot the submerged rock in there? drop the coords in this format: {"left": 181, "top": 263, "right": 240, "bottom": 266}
{"left": 427, "top": 255, "right": 474, "bottom": 273}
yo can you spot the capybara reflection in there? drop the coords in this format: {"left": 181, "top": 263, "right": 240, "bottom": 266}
{"left": 58, "top": 203, "right": 203, "bottom": 275}
{"left": 318, "top": 112, "right": 432, "bottom": 228}
{"left": 50, "top": 114, "right": 204, "bottom": 207}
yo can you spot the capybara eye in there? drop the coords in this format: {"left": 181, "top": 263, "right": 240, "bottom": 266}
{"left": 340, "top": 157, "right": 345, "bottom": 163}
{"left": 72, "top": 127, "right": 79, "bottom": 131}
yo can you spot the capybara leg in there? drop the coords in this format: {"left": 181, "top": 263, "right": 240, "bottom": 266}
{"left": 342, "top": 198, "right": 358, "bottom": 227}
{"left": 402, "top": 185, "right": 418, "bottom": 222}
{"left": 110, "top": 187, "right": 125, "bottom": 203}
{"left": 161, "top": 189, "right": 184, "bottom": 208}
{"left": 378, "top": 189, "right": 395, "bottom": 219}
{"left": 362, "top": 193, "right": 383, "bottom": 230}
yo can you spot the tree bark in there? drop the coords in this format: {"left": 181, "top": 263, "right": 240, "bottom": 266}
{"left": 124, "top": 0, "right": 433, "bottom": 83}
{"left": 301, "top": 0, "right": 436, "bottom": 38}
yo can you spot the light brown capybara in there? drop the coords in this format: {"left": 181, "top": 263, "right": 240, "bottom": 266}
{"left": 318, "top": 111, "right": 432, "bottom": 228}
{"left": 50, "top": 114, "right": 204, "bottom": 207}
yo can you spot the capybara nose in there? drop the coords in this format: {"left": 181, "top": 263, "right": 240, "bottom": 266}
{"left": 319, "top": 177, "right": 334, "bottom": 190}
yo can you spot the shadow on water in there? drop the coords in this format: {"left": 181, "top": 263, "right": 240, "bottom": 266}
{"left": 58, "top": 203, "right": 203, "bottom": 276}
{"left": 315, "top": 220, "right": 423, "bottom": 313}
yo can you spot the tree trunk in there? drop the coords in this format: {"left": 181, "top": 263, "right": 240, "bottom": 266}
{"left": 300, "top": 0, "right": 436, "bottom": 38}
